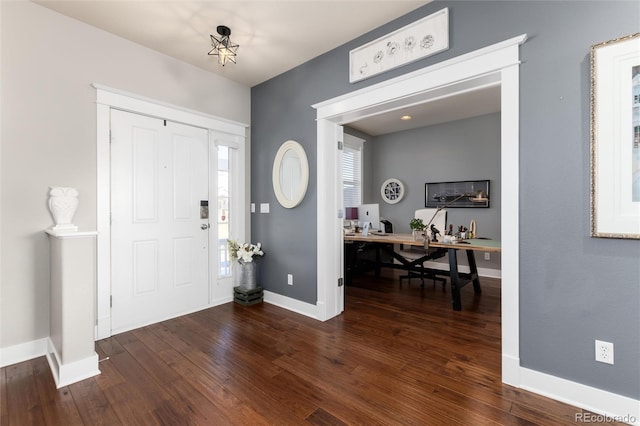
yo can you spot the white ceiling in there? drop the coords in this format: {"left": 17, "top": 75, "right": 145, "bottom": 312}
{"left": 34, "top": 0, "right": 500, "bottom": 135}
{"left": 35, "top": 0, "right": 430, "bottom": 88}
{"left": 348, "top": 84, "right": 501, "bottom": 136}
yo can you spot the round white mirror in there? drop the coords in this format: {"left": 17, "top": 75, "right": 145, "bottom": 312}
{"left": 272, "top": 140, "right": 309, "bottom": 208}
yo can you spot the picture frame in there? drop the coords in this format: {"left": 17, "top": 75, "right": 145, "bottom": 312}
{"left": 349, "top": 8, "right": 449, "bottom": 83}
{"left": 425, "top": 180, "right": 490, "bottom": 208}
{"left": 590, "top": 33, "right": 640, "bottom": 239}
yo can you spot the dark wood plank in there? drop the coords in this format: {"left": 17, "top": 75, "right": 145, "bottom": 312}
{"left": 135, "top": 326, "right": 271, "bottom": 426}
{"left": 67, "top": 371, "right": 121, "bottom": 426}
{"left": 4, "top": 360, "right": 46, "bottom": 425}
{"left": 1, "top": 274, "right": 608, "bottom": 425}
{"left": 306, "top": 407, "right": 348, "bottom": 426}
{"left": 0, "top": 361, "right": 8, "bottom": 425}
{"left": 31, "top": 357, "right": 84, "bottom": 426}
{"left": 93, "top": 334, "right": 178, "bottom": 425}
{"left": 113, "top": 332, "right": 234, "bottom": 425}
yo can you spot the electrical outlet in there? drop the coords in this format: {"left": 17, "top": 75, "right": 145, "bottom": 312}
{"left": 287, "top": 274, "right": 293, "bottom": 286}
{"left": 484, "top": 252, "right": 490, "bottom": 261}
{"left": 595, "top": 340, "right": 614, "bottom": 365}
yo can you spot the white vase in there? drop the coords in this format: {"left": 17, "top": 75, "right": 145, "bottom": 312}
{"left": 48, "top": 187, "right": 79, "bottom": 232}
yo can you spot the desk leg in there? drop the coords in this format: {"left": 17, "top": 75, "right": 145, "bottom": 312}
{"left": 448, "top": 248, "right": 462, "bottom": 311}
{"left": 466, "top": 249, "right": 482, "bottom": 294}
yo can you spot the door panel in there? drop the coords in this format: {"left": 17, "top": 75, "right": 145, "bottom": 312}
{"left": 132, "top": 128, "right": 158, "bottom": 222}
{"left": 111, "top": 109, "right": 209, "bottom": 334}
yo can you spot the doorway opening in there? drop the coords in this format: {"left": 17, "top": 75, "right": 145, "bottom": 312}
{"left": 313, "top": 34, "right": 526, "bottom": 386}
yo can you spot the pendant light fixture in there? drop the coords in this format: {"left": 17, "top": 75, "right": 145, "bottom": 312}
{"left": 208, "top": 25, "right": 239, "bottom": 66}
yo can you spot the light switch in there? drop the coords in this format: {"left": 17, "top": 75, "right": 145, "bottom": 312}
{"left": 260, "top": 203, "right": 270, "bottom": 213}
{"left": 250, "top": 203, "right": 255, "bottom": 213}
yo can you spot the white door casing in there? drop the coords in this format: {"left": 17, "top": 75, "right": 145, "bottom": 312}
{"left": 313, "top": 35, "right": 526, "bottom": 388}
{"left": 95, "top": 84, "right": 248, "bottom": 339}
{"left": 336, "top": 125, "right": 345, "bottom": 314}
{"left": 110, "top": 110, "right": 209, "bottom": 334}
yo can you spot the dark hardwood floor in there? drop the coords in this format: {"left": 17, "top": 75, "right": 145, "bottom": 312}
{"left": 1, "top": 272, "right": 618, "bottom": 425}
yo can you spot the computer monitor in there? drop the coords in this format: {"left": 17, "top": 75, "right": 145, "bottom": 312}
{"left": 358, "top": 203, "right": 380, "bottom": 232}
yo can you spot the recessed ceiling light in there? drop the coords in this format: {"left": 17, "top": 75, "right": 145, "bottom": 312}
{"left": 400, "top": 115, "right": 412, "bottom": 121}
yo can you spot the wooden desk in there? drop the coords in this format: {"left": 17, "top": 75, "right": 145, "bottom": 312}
{"left": 344, "top": 233, "right": 502, "bottom": 311}
{"left": 344, "top": 232, "right": 424, "bottom": 246}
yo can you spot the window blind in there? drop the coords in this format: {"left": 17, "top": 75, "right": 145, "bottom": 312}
{"left": 343, "top": 134, "right": 364, "bottom": 208}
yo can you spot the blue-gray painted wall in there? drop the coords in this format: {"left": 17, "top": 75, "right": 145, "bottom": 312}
{"left": 251, "top": 1, "right": 640, "bottom": 398}
{"left": 365, "top": 112, "right": 502, "bottom": 271}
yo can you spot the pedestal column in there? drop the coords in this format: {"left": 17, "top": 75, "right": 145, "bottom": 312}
{"left": 46, "top": 229, "right": 100, "bottom": 388}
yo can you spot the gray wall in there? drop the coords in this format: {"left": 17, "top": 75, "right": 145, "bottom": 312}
{"left": 1, "top": 2, "right": 250, "bottom": 350}
{"left": 367, "top": 113, "right": 501, "bottom": 271}
{"left": 251, "top": 1, "right": 640, "bottom": 399}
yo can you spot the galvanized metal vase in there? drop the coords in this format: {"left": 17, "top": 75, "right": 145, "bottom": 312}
{"left": 236, "top": 260, "right": 258, "bottom": 291}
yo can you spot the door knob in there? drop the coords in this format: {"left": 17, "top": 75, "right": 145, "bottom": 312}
{"left": 201, "top": 224, "right": 210, "bottom": 230}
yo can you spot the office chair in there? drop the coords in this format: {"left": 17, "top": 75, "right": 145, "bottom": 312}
{"left": 398, "top": 209, "right": 448, "bottom": 288}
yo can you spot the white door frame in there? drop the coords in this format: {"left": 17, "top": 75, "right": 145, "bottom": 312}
{"left": 313, "top": 34, "right": 527, "bottom": 387}
{"left": 94, "top": 84, "right": 248, "bottom": 340}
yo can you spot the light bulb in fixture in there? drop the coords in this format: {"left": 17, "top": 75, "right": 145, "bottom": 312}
{"left": 208, "top": 25, "right": 239, "bottom": 66}
{"left": 400, "top": 115, "right": 412, "bottom": 121}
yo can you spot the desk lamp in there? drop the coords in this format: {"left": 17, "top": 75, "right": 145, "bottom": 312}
{"left": 424, "top": 190, "right": 489, "bottom": 243}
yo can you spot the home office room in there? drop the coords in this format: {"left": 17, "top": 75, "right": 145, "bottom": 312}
{"left": 2, "top": 0, "right": 639, "bottom": 425}
{"left": 342, "top": 107, "right": 502, "bottom": 285}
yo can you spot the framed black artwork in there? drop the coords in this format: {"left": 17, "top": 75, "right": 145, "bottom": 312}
{"left": 425, "top": 180, "right": 490, "bottom": 208}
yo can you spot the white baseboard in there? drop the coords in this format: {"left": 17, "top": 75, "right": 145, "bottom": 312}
{"left": 502, "top": 353, "right": 521, "bottom": 387}
{"left": 46, "top": 338, "right": 100, "bottom": 388}
{"left": 0, "top": 337, "right": 47, "bottom": 367}
{"left": 518, "top": 367, "right": 639, "bottom": 425}
{"left": 263, "top": 290, "right": 318, "bottom": 320}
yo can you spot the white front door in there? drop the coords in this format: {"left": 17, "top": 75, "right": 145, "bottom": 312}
{"left": 110, "top": 109, "right": 209, "bottom": 334}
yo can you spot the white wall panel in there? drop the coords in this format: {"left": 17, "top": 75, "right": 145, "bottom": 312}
{"left": 133, "top": 240, "right": 159, "bottom": 295}
{"left": 132, "top": 128, "right": 159, "bottom": 223}
{"left": 173, "top": 237, "right": 193, "bottom": 288}
{"left": 172, "top": 135, "right": 192, "bottom": 221}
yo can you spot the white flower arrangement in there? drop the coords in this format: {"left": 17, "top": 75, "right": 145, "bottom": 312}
{"left": 227, "top": 239, "right": 264, "bottom": 263}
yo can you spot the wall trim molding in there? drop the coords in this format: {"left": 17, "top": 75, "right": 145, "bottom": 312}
{"left": 45, "top": 338, "right": 100, "bottom": 389}
{"left": 313, "top": 34, "right": 525, "bottom": 384}
{"left": 0, "top": 338, "right": 47, "bottom": 368}
{"left": 263, "top": 290, "right": 318, "bottom": 320}
{"left": 314, "top": 34, "right": 527, "bottom": 118}
{"left": 519, "top": 367, "right": 639, "bottom": 425}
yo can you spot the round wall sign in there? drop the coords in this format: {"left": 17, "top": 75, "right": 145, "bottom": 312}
{"left": 381, "top": 178, "right": 405, "bottom": 204}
